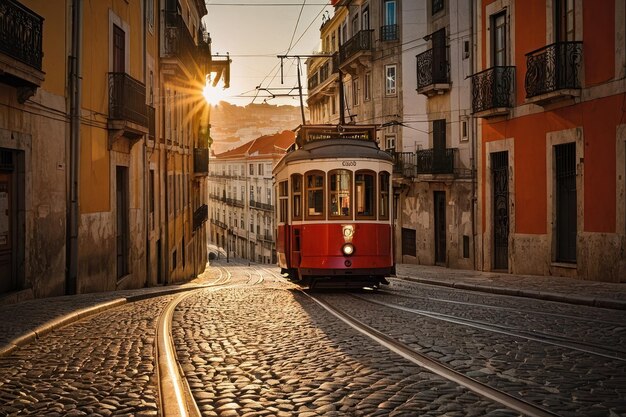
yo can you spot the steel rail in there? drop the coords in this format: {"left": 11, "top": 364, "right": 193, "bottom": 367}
{"left": 352, "top": 294, "right": 626, "bottom": 361}
{"left": 305, "top": 291, "right": 561, "bottom": 417}
{"left": 383, "top": 281, "right": 626, "bottom": 326}
{"left": 156, "top": 292, "right": 202, "bottom": 417}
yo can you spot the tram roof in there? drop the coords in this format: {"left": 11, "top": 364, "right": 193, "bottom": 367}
{"left": 273, "top": 124, "right": 393, "bottom": 172}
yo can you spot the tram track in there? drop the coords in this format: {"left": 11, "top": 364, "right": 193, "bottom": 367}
{"left": 351, "top": 293, "right": 626, "bottom": 361}
{"left": 304, "top": 290, "right": 560, "bottom": 417}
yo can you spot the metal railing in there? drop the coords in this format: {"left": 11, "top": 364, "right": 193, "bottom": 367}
{"left": 390, "top": 151, "right": 417, "bottom": 178}
{"left": 471, "top": 66, "right": 515, "bottom": 114}
{"left": 193, "top": 204, "right": 208, "bottom": 231}
{"left": 415, "top": 148, "right": 455, "bottom": 174}
{"left": 339, "top": 30, "right": 373, "bottom": 64}
{"left": 108, "top": 72, "right": 148, "bottom": 127}
{"left": 193, "top": 148, "right": 208, "bottom": 174}
{"left": 162, "top": 12, "right": 208, "bottom": 72}
{"left": 380, "top": 24, "right": 399, "bottom": 41}
{"left": 416, "top": 47, "right": 449, "bottom": 90}
{"left": 249, "top": 200, "right": 274, "bottom": 211}
{"left": 0, "top": 0, "right": 43, "bottom": 71}
{"left": 525, "top": 41, "right": 583, "bottom": 98}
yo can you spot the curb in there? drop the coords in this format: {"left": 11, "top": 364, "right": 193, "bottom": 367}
{"left": 0, "top": 284, "right": 209, "bottom": 358}
{"left": 397, "top": 276, "right": 626, "bottom": 311}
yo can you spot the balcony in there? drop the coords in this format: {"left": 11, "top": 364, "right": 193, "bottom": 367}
{"left": 338, "top": 30, "right": 373, "bottom": 74}
{"left": 193, "top": 147, "right": 209, "bottom": 175}
{"left": 0, "top": 0, "right": 45, "bottom": 102}
{"left": 525, "top": 41, "right": 583, "bottom": 106}
{"left": 161, "top": 12, "right": 209, "bottom": 76}
{"left": 415, "top": 148, "right": 456, "bottom": 175}
{"left": 193, "top": 204, "right": 208, "bottom": 231}
{"left": 390, "top": 151, "right": 417, "bottom": 178}
{"left": 416, "top": 47, "right": 450, "bottom": 96}
{"left": 308, "top": 59, "right": 336, "bottom": 102}
{"left": 250, "top": 200, "right": 274, "bottom": 212}
{"left": 471, "top": 66, "right": 515, "bottom": 118}
{"left": 108, "top": 72, "right": 149, "bottom": 146}
{"left": 381, "top": 24, "right": 399, "bottom": 42}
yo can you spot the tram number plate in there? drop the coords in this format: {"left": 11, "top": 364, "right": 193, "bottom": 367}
{"left": 342, "top": 160, "right": 357, "bottom": 167}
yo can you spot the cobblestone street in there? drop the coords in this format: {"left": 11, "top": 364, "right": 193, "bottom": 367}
{"left": 0, "top": 261, "right": 625, "bottom": 417}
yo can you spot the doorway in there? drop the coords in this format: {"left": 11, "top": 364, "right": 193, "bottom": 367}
{"left": 434, "top": 191, "right": 446, "bottom": 265}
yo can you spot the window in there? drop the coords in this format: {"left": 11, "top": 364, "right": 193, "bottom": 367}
{"left": 385, "top": 64, "right": 397, "bottom": 95}
{"left": 278, "top": 181, "right": 288, "bottom": 223}
{"left": 379, "top": 172, "right": 390, "bottom": 220}
{"left": 362, "top": 6, "right": 370, "bottom": 30}
{"left": 305, "top": 171, "right": 325, "bottom": 218}
{"left": 491, "top": 12, "right": 507, "bottom": 66}
{"left": 113, "top": 24, "right": 125, "bottom": 73}
{"left": 258, "top": 163, "right": 264, "bottom": 176}
{"left": 401, "top": 228, "right": 416, "bottom": 257}
{"left": 432, "top": 0, "right": 444, "bottom": 15}
{"left": 385, "top": 135, "right": 396, "bottom": 151}
{"left": 555, "top": 0, "right": 575, "bottom": 42}
{"left": 292, "top": 174, "right": 302, "bottom": 220}
{"left": 384, "top": 0, "right": 397, "bottom": 26}
{"left": 461, "top": 117, "right": 469, "bottom": 141}
{"left": 355, "top": 171, "right": 375, "bottom": 218}
{"left": 267, "top": 187, "right": 272, "bottom": 204}
{"left": 352, "top": 78, "right": 359, "bottom": 106}
{"left": 329, "top": 170, "right": 351, "bottom": 218}
{"left": 351, "top": 13, "right": 359, "bottom": 36}
{"left": 364, "top": 72, "right": 371, "bottom": 101}
{"left": 249, "top": 163, "right": 254, "bottom": 176}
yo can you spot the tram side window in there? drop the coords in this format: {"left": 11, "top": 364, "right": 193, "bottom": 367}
{"left": 379, "top": 172, "right": 390, "bottom": 220}
{"left": 291, "top": 174, "right": 302, "bottom": 220}
{"left": 355, "top": 171, "right": 375, "bottom": 218}
{"left": 278, "top": 180, "right": 288, "bottom": 223}
{"left": 329, "top": 169, "right": 352, "bottom": 218}
{"left": 305, "top": 171, "right": 325, "bottom": 219}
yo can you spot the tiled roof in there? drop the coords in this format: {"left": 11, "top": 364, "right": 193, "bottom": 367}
{"left": 214, "top": 130, "right": 295, "bottom": 160}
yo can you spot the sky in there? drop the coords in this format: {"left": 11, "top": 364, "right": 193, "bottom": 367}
{"left": 203, "top": 1, "right": 334, "bottom": 107}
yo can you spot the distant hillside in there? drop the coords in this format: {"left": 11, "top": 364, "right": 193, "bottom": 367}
{"left": 209, "top": 102, "right": 307, "bottom": 154}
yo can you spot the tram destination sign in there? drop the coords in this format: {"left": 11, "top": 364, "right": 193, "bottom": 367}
{"left": 297, "top": 124, "right": 377, "bottom": 146}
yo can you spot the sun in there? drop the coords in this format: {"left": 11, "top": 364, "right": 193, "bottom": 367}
{"left": 202, "top": 76, "right": 227, "bottom": 105}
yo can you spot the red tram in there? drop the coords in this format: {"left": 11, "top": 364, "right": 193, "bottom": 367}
{"left": 273, "top": 124, "right": 395, "bottom": 288}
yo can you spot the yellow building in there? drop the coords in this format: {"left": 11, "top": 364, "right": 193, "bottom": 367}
{"left": 0, "top": 0, "right": 229, "bottom": 302}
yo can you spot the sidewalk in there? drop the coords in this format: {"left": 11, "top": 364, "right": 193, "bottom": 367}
{"left": 1, "top": 263, "right": 625, "bottom": 357}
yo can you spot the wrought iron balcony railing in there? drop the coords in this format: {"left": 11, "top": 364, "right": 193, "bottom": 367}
{"left": 415, "top": 148, "right": 455, "bottom": 175}
{"left": 416, "top": 47, "right": 450, "bottom": 93}
{"left": 193, "top": 204, "right": 208, "bottom": 231}
{"left": 381, "top": 24, "right": 399, "bottom": 41}
{"left": 339, "top": 30, "right": 373, "bottom": 65}
{"left": 249, "top": 200, "right": 274, "bottom": 211}
{"left": 308, "top": 61, "right": 331, "bottom": 91}
{"left": 0, "top": 0, "right": 43, "bottom": 71}
{"left": 108, "top": 72, "right": 148, "bottom": 127}
{"left": 162, "top": 12, "right": 208, "bottom": 72}
{"left": 525, "top": 41, "right": 583, "bottom": 99}
{"left": 193, "top": 148, "right": 208, "bottom": 175}
{"left": 389, "top": 151, "right": 417, "bottom": 178}
{"left": 471, "top": 66, "right": 515, "bottom": 115}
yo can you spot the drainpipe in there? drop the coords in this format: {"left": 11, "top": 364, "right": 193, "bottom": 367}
{"left": 470, "top": 0, "right": 478, "bottom": 271}
{"left": 67, "top": 0, "right": 82, "bottom": 295}
{"left": 143, "top": 0, "right": 150, "bottom": 287}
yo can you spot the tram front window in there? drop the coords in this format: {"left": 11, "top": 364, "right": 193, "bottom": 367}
{"left": 306, "top": 172, "right": 325, "bottom": 217}
{"left": 329, "top": 169, "right": 351, "bottom": 218}
{"left": 356, "top": 171, "right": 375, "bottom": 218}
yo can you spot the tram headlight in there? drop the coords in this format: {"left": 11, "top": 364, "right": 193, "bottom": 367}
{"left": 342, "top": 243, "right": 355, "bottom": 256}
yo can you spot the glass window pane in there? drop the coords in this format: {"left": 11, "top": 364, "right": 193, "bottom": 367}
{"left": 356, "top": 172, "right": 375, "bottom": 217}
{"left": 329, "top": 170, "right": 351, "bottom": 217}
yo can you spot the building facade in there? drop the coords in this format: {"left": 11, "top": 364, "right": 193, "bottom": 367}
{"left": 307, "top": 0, "right": 404, "bottom": 153}
{"left": 208, "top": 131, "right": 294, "bottom": 264}
{"left": 0, "top": 0, "right": 229, "bottom": 302}
{"left": 472, "top": 0, "right": 626, "bottom": 281}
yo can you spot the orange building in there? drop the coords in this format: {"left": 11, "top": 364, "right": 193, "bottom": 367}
{"left": 472, "top": 0, "right": 625, "bottom": 281}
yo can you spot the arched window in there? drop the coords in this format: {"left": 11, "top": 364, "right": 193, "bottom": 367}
{"left": 305, "top": 171, "right": 325, "bottom": 219}
{"left": 291, "top": 174, "right": 302, "bottom": 220}
{"left": 355, "top": 170, "right": 376, "bottom": 219}
{"left": 379, "top": 171, "right": 390, "bottom": 220}
{"left": 329, "top": 169, "right": 352, "bottom": 218}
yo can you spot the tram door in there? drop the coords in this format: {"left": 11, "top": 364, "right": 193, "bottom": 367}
{"left": 434, "top": 191, "right": 446, "bottom": 265}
